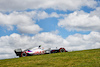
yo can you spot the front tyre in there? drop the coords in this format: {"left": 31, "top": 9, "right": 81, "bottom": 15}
{"left": 21, "top": 52, "right": 27, "bottom": 57}
{"left": 59, "top": 48, "right": 66, "bottom": 52}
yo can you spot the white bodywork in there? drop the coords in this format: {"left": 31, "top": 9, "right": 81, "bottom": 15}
{"left": 25, "top": 47, "right": 45, "bottom": 55}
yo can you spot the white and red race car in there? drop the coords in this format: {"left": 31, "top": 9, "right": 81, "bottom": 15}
{"left": 14, "top": 46, "right": 68, "bottom": 57}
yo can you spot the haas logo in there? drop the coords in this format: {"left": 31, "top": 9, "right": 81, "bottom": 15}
{"left": 34, "top": 51, "right": 45, "bottom": 54}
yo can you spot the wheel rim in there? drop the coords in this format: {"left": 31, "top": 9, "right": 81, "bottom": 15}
{"left": 21, "top": 52, "right": 27, "bottom": 57}
{"left": 59, "top": 48, "right": 65, "bottom": 52}
{"left": 60, "top": 49, "right": 65, "bottom": 52}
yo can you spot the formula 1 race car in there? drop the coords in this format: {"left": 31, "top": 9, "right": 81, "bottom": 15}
{"left": 14, "top": 45, "right": 68, "bottom": 57}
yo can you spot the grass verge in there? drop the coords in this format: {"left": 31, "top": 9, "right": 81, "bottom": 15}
{"left": 0, "top": 49, "right": 100, "bottom": 67}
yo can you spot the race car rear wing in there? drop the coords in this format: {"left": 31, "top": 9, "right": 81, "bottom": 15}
{"left": 14, "top": 49, "right": 22, "bottom": 57}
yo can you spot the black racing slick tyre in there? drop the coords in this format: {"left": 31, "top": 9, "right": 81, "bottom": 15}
{"left": 59, "top": 48, "right": 66, "bottom": 52}
{"left": 21, "top": 52, "right": 27, "bottom": 57}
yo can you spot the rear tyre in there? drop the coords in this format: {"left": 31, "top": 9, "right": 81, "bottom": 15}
{"left": 21, "top": 52, "right": 27, "bottom": 57}
{"left": 59, "top": 48, "right": 66, "bottom": 52}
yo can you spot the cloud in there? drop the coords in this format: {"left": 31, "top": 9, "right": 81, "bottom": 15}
{"left": 0, "top": 0, "right": 97, "bottom": 11}
{"left": 0, "top": 11, "right": 66, "bottom": 34}
{"left": 50, "top": 12, "right": 60, "bottom": 18}
{"left": 66, "top": 31, "right": 100, "bottom": 50}
{"left": 0, "top": 31, "right": 100, "bottom": 59}
{"left": 17, "top": 24, "right": 43, "bottom": 34}
{"left": 90, "top": 7, "right": 100, "bottom": 17}
{"left": 58, "top": 10, "right": 100, "bottom": 31}
{"left": 0, "top": 11, "right": 44, "bottom": 34}
{"left": 50, "top": 30, "right": 59, "bottom": 34}
{"left": 17, "top": 11, "right": 60, "bottom": 20}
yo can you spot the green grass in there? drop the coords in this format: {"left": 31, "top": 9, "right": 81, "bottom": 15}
{"left": 0, "top": 49, "right": 100, "bottom": 67}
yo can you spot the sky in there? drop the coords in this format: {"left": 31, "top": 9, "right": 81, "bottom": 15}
{"left": 0, "top": 0, "right": 100, "bottom": 59}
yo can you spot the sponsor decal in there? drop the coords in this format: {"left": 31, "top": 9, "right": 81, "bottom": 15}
{"left": 27, "top": 50, "right": 32, "bottom": 52}
{"left": 34, "top": 51, "right": 45, "bottom": 54}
